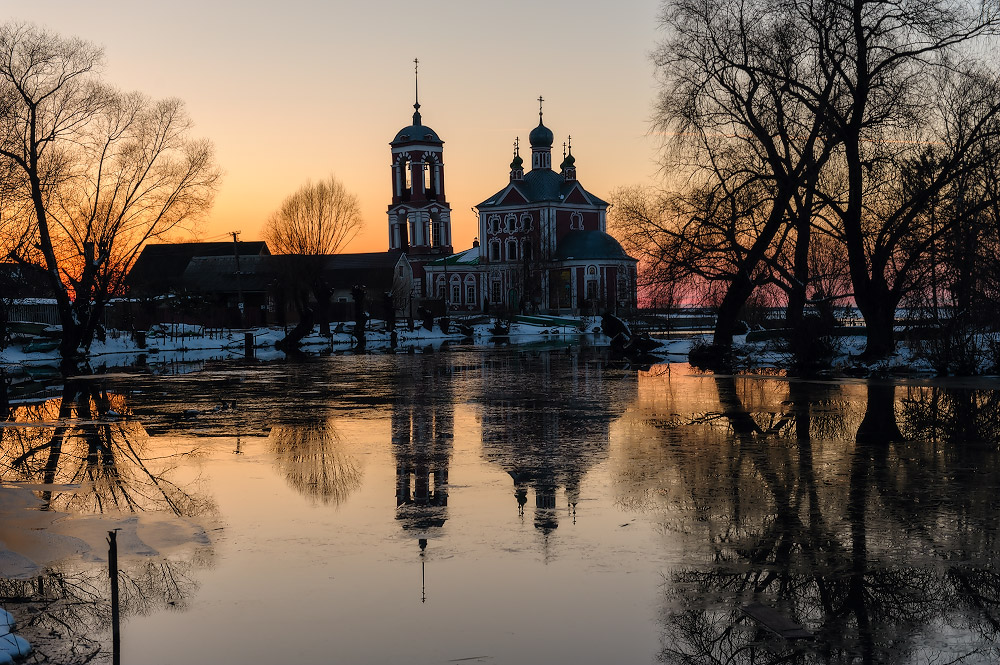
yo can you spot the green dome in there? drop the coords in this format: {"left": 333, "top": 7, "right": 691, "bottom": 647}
{"left": 529, "top": 121, "right": 553, "bottom": 148}
{"left": 510, "top": 153, "right": 524, "bottom": 170}
{"left": 392, "top": 110, "right": 442, "bottom": 144}
{"left": 559, "top": 151, "right": 575, "bottom": 170}
{"left": 554, "top": 231, "right": 631, "bottom": 260}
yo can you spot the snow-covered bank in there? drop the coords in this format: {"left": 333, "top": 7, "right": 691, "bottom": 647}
{"left": 0, "top": 318, "right": 623, "bottom": 371}
{"left": 2, "top": 317, "right": 966, "bottom": 380}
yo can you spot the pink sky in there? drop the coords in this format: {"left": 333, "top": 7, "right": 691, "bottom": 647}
{"left": 14, "top": 0, "right": 664, "bottom": 253}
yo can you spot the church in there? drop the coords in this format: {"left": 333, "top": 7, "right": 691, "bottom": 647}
{"left": 387, "top": 84, "right": 637, "bottom": 316}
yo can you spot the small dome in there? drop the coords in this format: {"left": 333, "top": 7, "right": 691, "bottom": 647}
{"left": 529, "top": 121, "right": 553, "bottom": 148}
{"left": 510, "top": 153, "right": 524, "bottom": 170}
{"left": 560, "top": 151, "right": 575, "bottom": 170}
{"left": 392, "top": 110, "right": 442, "bottom": 144}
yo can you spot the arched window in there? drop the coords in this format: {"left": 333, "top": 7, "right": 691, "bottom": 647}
{"left": 571, "top": 212, "right": 584, "bottom": 230}
{"left": 465, "top": 276, "right": 476, "bottom": 304}
{"left": 586, "top": 265, "right": 599, "bottom": 300}
{"left": 431, "top": 218, "right": 443, "bottom": 247}
{"left": 488, "top": 215, "right": 501, "bottom": 235}
{"left": 504, "top": 213, "right": 516, "bottom": 233}
{"left": 489, "top": 241, "right": 501, "bottom": 261}
{"left": 507, "top": 240, "right": 518, "bottom": 262}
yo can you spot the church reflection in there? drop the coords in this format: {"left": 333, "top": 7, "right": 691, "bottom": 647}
{"left": 479, "top": 349, "right": 637, "bottom": 535}
{"left": 619, "top": 372, "right": 1000, "bottom": 664}
{"left": 392, "top": 353, "right": 454, "bottom": 536}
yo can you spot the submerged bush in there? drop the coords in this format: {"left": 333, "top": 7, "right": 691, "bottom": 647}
{"left": 785, "top": 315, "right": 839, "bottom": 376}
{"left": 908, "top": 318, "right": 993, "bottom": 375}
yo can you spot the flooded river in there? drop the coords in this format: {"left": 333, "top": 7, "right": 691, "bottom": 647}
{"left": 2, "top": 347, "right": 1000, "bottom": 664}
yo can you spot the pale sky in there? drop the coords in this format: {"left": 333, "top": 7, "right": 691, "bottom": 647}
{"left": 9, "top": 0, "right": 665, "bottom": 253}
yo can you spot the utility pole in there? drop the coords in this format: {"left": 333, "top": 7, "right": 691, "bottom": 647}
{"left": 231, "top": 231, "right": 245, "bottom": 328}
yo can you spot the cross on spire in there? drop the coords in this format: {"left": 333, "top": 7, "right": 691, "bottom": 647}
{"left": 538, "top": 95, "right": 544, "bottom": 122}
{"left": 413, "top": 58, "right": 420, "bottom": 110}
{"left": 411, "top": 58, "right": 422, "bottom": 124}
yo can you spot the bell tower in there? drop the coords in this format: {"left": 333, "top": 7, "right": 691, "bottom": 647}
{"left": 387, "top": 59, "right": 452, "bottom": 259}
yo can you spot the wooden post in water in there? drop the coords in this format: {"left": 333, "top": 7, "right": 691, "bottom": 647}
{"left": 108, "top": 530, "right": 120, "bottom": 665}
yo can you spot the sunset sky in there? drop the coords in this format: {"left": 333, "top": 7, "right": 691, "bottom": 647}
{"left": 13, "top": 0, "right": 665, "bottom": 253}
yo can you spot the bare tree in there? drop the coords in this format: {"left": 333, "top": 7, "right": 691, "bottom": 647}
{"left": 647, "top": 0, "right": 844, "bottom": 355}
{"left": 263, "top": 174, "right": 363, "bottom": 337}
{"left": 0, "top": 22, "right": 220, "bottom": 374}
{"left": 263, "top": 175, "right": 362, "bottom": 255}
{"left": 814, "top": 4, "right": 1000, "bottom": 358}
{"left": 646, "top": 0, "right": 1000, "bottom": 363}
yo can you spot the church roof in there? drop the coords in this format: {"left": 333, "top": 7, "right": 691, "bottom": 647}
{"left": 554, "top": 231, "right": 635, "bottom": 261}
{"left": 425, "top": 245, "right": 481, "bottom": 267}
{"left": 477, "top": 169, "right": 608, "bottom": 208}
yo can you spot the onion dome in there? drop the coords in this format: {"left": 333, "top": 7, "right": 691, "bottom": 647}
{"left": 529, "top": 120, "right": 553, "bottom": 148}
{"left": 559, "top": 150, "right": 575, "bottom": 170}
{"left": 510, "top": 152, "right": 524, "bottom": 170}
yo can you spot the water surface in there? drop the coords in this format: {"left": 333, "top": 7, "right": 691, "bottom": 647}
{"left": 2, "top": 349, "right": 1000, "bottom": 664}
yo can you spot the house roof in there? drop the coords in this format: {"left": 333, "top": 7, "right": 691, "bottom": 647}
{"left": 477, "top": 169, "right": 609, "bottom": 208}
{"left": 316, "top": 252, "right": 410, "bottom": 292}
{"left": 178, "top": 252, "right": 410, "bottom": 294}
{"left": 180, "top": 255, "right": 278, "bottom": 293}
{"left": 127, "top": 241, "right": 270, "bottom": 294}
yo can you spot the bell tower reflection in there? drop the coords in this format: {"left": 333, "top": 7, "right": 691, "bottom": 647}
{"left": 392, "top": 354, "right": 454, "bottom": 534}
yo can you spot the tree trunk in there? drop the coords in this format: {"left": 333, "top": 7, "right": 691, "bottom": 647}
{"left": 785, "top": 219, "right": 811, "bottom": 329}
{"left": 276, "top": 307, "right": 314, "bottom": 352}
{"left": 712, "top": 271, "right": 755, "bottom": 347}
{"left": 854, "top": 282, "right": 897, "bottom": 359}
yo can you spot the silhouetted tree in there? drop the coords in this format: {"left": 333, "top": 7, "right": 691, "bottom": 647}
{"left": 639, "top": 0, "right": 1000, "bottom": 362}
{"left": 0, "top": 22, "right": 220, "bottom": 374}
{"left": 263, "top": 175, "right": 363, "bottom": 335}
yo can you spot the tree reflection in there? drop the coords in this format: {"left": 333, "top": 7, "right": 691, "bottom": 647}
{"left": 628, "top": 375, "right": 1000, "bottom": 664}
{"left": 1, "top": 381, "right": 211, "bottom": 516}
{"left": 268, "top": 420, "right": 362, "bottom": 505}
{"left": 0, "top": 552, "right": 208, "bottom": 664}
{"left": 0, "top": 381, "right": 214, "bottom": 663}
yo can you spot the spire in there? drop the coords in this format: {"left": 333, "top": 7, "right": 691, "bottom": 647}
{"left": 529, "top": 95, "right": 554, "bottom": 169}
{"left": 510, "top": 136, "right": 524, "bottom": 181}
{"left": 560, "top": 134, "right": 576, "bottom": 179}
{"left": 412, "top": 57, "right": 422, "bottom": 125}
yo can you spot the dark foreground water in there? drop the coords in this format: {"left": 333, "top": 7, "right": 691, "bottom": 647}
{"left": 2, "top": 347, "right": 1000, "bottom": 664}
